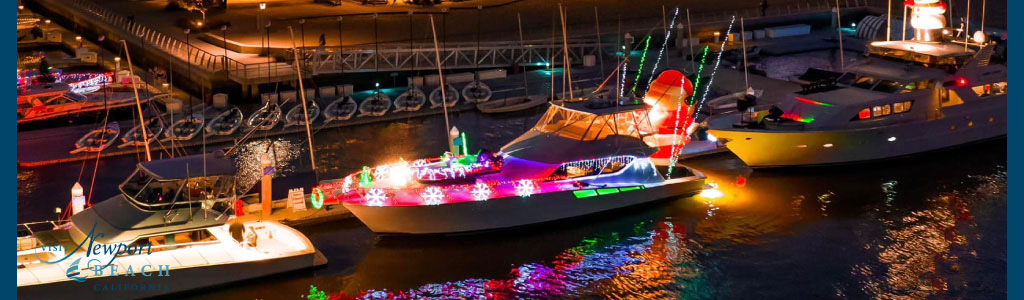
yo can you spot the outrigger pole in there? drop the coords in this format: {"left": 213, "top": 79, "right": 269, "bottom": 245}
{"left": 288, "top": 26, "right": 317, "bottom": 173}
{"left": 428, "top": 15, "right": 451, "bottom": 142}
{"left": 122, "top": 40, "right": 151, "bottom": 162}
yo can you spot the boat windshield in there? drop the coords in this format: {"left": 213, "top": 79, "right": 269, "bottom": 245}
{"left": 533, "top": 105, "right": 655, "bottom": 141}
{"left": 119, "top": 170, "right": 237, "bottom": 209}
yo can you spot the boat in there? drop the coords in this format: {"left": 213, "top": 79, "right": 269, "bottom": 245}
{"left": 16, "top": 153, "right": 326, "bottom": 299}
{"left": 322, "top": 96, "right": 357, "bottom": 123}
{"left": 163, "top": 113, "right": 204, "bottom": 142}
{"left": 283, "top": 101, "right": 321, "bottom": 128}
{"left": 204, "top": 107, "right": 244, "bottom": 137}
{"left": 358, "top": 92, "right": 391, "bottom": 117}
{"left": 461, "top": 81, "right": 492, "bottom": 103}
{"left": 393, "top": 87, "right": 427, "bottom": 112}
{"left": 476, "top": 95, "right": 548, "bottom": 114}
{"left": 17, "top": 76, "right": 147, "bottom": 126}
{"left": 118, "top": 117, "right": 165, "bottom": 149}
{"left": 315, "top": 100, "right": 708, "bottom": 235}
{"left": 706, "top": 88, "right": 764, "bottom": 111}
{"left": 245, "top": 102, "right": 282, "bottom": 131}
{"left": 428, "top": 84, "right": 459, "bottom": 108}
{"left": 707, "top": 4, "right": 1006, "bottom": 167}
{"left": 70, "top": 122, "right": 119, "bottom": 154}
{"left": 556, "top": 86, "right": 612, "bottom": 101}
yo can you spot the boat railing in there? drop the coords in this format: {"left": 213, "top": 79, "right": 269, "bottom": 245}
{"left": 16, "top": 221, "right": 64, "bottom": 251}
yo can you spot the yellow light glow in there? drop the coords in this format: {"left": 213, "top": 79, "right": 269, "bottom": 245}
{"left": 698, "top": 183, "right": 724, "bottom": 199}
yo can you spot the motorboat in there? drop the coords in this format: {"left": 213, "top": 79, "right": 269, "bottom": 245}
{"left": 16, "top": 153, "right": 326, "bottom": 299}
{"left": 429, "top": 84, "right": 459, "bottom": 108}
{"left": 163, "top": 113, "right": 204, "bottom": 142}
{"left": 476, "top": 95, "right": 548, "bottom": 114}
{"left": 118, "top": 118, "right": 165, "bottom": 149}
{"left": 204, "top": 107, "right": 244, "bottom": 137}
{"left": 283, "top": 101, "right": 321, "bottom": 128}
{"left": 358, "top": 92, "right": 391, "bottom": 117}
{"left": 315, "top": 100, "right": 708, "bottom": 235}
{"left": 556, "top": 86, "right": 612, "bottom": 101}
{"left": 706, "top": 88, "right": 764, "bottom": 111}
{"left": 461, "top": 81, "right": 492, "bottom": 103}
{"left": 322, "top": 96, "right": 357, "bottom": 123}
{"left": 707, "top": 5, "right": 1006, "bottom": 167}
{"left": 393, "top": 87, "right": 427, "bottom": 112}
{"left": 70, "top": 122, "right": 119, "bottom": 154}
{"left": 17, "top": 75, "right": 145, "bottom": 126}
{"left": 245, "top": 102, "right": 282, "bottom": 131}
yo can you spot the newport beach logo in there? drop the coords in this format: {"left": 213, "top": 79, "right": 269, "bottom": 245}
{"left": 34, "top": 222, "right": 171, "bottom": 288}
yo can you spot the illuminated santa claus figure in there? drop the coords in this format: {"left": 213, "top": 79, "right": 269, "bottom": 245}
{"left": 642, "top": 70, "right": 696, "bottom": 162}
{"left": 906, "top": 0, "right": 946, "bottom": 42}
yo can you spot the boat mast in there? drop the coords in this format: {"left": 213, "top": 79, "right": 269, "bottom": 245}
{"left": 428, "top": 15, "right": 451, "bottom": 140}
{"left": 516, "top": 12, "right": 529, "bottom": 96}
{"left": 835, "top": 0, "right": 845, "bottom": 72}
{"left": 122, "top": 40, "right": 151, "bottom": 162}
{"left": 287, "top": 26, "right": 317, "bottom": 173}
{"left": 559, "top": 3, "right": 573, "bottom": 99}
{"left": 741, "top": 17, "right": 749, "bottom": 90}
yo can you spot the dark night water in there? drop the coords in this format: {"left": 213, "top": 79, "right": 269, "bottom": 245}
{"left": 17, "top": 105, "right": 1006, "bottom": 299}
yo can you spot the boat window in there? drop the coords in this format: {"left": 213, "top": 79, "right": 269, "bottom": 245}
{"left": 851, "top": 76, "right": 880, "bottom": 89}
{"left": 971, "top": 81, "right": 1007, "bottom": 98}
{"left": 872, "top": 80, "right": 905, "bottom": 93}
{"left": 836, "top": 72, "right": 858, "bottom": 85}
{"left": 554, "top": 156, "right": 636, "bottom": 178}
{"left": 940, "top": 88, "right": 964, "bottom": 107}
{"left": 854, "top": 101, "right": 912, "bottom": 120}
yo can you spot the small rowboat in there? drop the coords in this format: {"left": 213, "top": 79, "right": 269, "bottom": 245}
{"left": 477, "top": 95, "right": 548, "bottom": 114}
{"left": 163, "top": 113, "right": 204, "bottom": 142}
{"left": 461, "top": 81, "right": 492, "bottom": 103}
{"left": 323, "top": 96, "right": 357, "bottom": 124}
{"left": 358, "top": 92, "right": 391, "bottom": 117}
{"left": 204, "top": 107, "right": 244, "bottom": 137}
{"left": 118, "top": 118, "right": 164, "bottom": 148}
{"left": 283, "top": 101, "right": 321, "bottom": 128}
{"left": 246, "top": 102, "right": 282, "bottom": 131}
{"left": 429, "top": 84, "right": 459, "bottom": 108}
{"left": 393, "top": 87, "right": 427, "bottom": 112}
{"left": 70, "top": 122, "right": 119, "bottom": 154}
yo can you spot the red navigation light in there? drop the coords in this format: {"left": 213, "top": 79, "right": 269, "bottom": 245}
{"left": 957, "top": 78, "right": 968, "bottom": 86}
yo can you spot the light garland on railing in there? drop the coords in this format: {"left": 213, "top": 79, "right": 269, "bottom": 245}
{"left": 557, "top": 155, "right": 637, "bottom": 175}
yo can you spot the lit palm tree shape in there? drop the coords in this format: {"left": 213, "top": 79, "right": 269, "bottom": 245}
{"left": 365, "top": 188, "right": 387, "bottom": 206}
{"left": 421, "top": 186, "right": 444, "bottom": 205}
{"left": 515, "top": 179, "right": 535, "bottom": 198}
{"left": 471, "top": 182, "right": 491, "bottom": 201}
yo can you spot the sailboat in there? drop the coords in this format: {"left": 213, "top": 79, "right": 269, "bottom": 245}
{"left": 70, "top": 122, "right": 119, "bottom": 154}
{"left": 394, "top": 87, "right": 427, "bottom": 112}
{"left": 118, "top": 117, "right": 165, "bottom": 148}
{"left": 163, "top": 113, "right": 204, "bottom": 142}
{"left": 323, "top": 96, "right": 358, "bottom": 123}
{"left": 245, "top": 102, "right": 282, "bottom": 131}
{"left": 429, "top": 84, "right": 459, "bottom": 108}
{"left": 204, "top": 107, "right": 244, "bottom": 137}
{"left": 461, "top": 81, "right": 492, "bottom": 103}
{"left": 283, "top": 101, "right": 320, "bottom": 128}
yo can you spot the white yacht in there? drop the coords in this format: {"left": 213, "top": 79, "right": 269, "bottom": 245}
{"left": 707, "top": 13, "right": 1006, "bottom": 167}
{"left": 17, "top": 153, "right": 325, "bottom": 299}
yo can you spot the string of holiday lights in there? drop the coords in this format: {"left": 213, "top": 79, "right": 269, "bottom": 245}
{"left": 628, "top": 36, "right": 652, "bottom": 97}
{"left": 642, "top": 7, "right": 680, "bottom": 96}
{"left": 692, "top": 16, "right": 736, "bottom": 123}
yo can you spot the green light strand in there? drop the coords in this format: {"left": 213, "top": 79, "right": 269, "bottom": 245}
{"left": 460, "top": 132, "right": 468, "bottom": 156}
{"left": 629, "top": 35, "right": 653, "bottom": 99}
{"left": 688, "top": 46, "right": 711, "bottom": 106}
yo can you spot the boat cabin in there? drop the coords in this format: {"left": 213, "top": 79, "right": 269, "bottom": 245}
{"left": 119, "top": 153, "right": 239, "bottom": 211}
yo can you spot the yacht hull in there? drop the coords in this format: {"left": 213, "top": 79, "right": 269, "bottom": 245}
{"left": 344, "top": 175, "right": 705, "bottom": 235}
{"left": 709, "top": 112, "right": 1006, "bottom": 167}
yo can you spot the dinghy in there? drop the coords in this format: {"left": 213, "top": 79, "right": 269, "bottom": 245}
{"left": 476, "top": 95, "right": 548, "bottom": 114}
{"left": 393, "top": 87, "right": 427, "bottom": 112}
{"left": 70, "top": 122, "right": 119, "bottom": 154}
{"left": 358, "top": 92, "right": 391, "bottom": 117}
{"left": 323, "top": 96, "right": 357, "bottom": 123}
{"left": 118, "top": 118, "right": 165, "bottom": 148}
{"left": 163, "top": 113, "right": 204, "bottom": 142}
{"left": 429, "top": 84, "right": 459, "bottom": 108}
{"left": 246, "top": 102, "right": 282, "bottom": 131}
{"left": 204, "top": 107, "right": 244, "bottom": 137}
{"left": 283, "top": 101, "right": 321, "bottom": 128}
{"left": 461, "top": 81, "right": 492, "bottom": 103}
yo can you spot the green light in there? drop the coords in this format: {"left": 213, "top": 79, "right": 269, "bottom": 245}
{"left": 460, "top": 132, "right": 468, "bottom": 157}
{"left": 573, "top": 190, "right": 599, "bottom": 198}
{"left": 359, "top": 166, "right": 372, "bottom": 187}
{"left": 688, "top": 46, "right": 711, "bottom": 106}
{"left": 596, "top": 188, "right": 620, "bottom": 195}
{"left": 629, "top": 35, "right": 652, "bottom": 98}
{"left": 310, "top": 188, "right": 325, "bottom": 209}
{"left": 619, "top": 186, "right": 642, "bottom": 192}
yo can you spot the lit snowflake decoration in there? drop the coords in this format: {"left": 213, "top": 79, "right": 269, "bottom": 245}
{"left": 420, "top": 186, "right": 445, "bottom": 205}
{"left": 515, "top": 179, "right": 535, "bottom": 198}
{"left": 471, "top": 182, "right": 492, "bottom": 201}
{"left": 341, "top": 175, "right": 353, "bottom": 193}
{"left": 365, "top": 188, "right": 387, "bottom": 206}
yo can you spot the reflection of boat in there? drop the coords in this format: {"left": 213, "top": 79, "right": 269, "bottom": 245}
{"left": 708, "top": 17, "right": 1007, "bottom": 167}
{"left": 461, "top": 81, "right": 492, "bottom": 103}
{"left": 323, "top": 96, "right": 357, "bottom": 123}
{"left": 204, "top": 107, "right": 244, "bottom": 137}
{"left": 476, "top": 95, "right": 548, "bottom": 114}
{"left": 393, "top": 87, "right": 427, "bottom": 112}
{"left": 429, "top": 84, "right": 459, "bottom": 108}
{"left": 118, "top": 118, "right": 165, "bottom": 148}
{"left": 245, "top": 102, "right": 282, "bottom": 131}
{"left": 358, "top": 92, "right": 391, "bottom": 117}
{"left": 318, "top": 101, "right": 707, "bottom": 234}
{"left": 163, "top": 113, "right": 204, "bottom": 141}
{"left": 70, "top": 122, "right": 119, "bottom": 154}
{"left": 16, "top": 154, "right": 326, "bottom": 299}
{"left": 283, "top": 101, "right": 320, "bottom": 128}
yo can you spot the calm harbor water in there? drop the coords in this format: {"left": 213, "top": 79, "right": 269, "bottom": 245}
{"left": 17, "top": 105, "right": 1006, "bottom": 299}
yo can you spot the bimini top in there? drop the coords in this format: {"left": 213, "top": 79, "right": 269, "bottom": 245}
{"left": 868, "top": 41, "right": 975, "bottom": 67}
{"left": 138, "top": 153, "right": 236, "bottom": 180}
{"left": 500, "top": 101, "right": 659, "bottom": 164}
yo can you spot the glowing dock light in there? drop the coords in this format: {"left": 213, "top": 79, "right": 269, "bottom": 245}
{"left": 515, "top": 179, "right": 535, "bottom": 198}
{"left": 365, "top": 188, "right": 387, "bottom": 206}
{"left": 471, "top": 182, "right": 491, "bottom": 201}
{"left": 888, "top": 136, "right": 897, "bottom": 142}
{"left": 420, "top": 186, "right": 445, "bottom": 205}
{"left": 698, "top": 183, "right": 724, "bottom": 199}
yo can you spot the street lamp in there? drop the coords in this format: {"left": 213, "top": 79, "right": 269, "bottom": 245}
{"left": 257, "top": 2, "right": 267, "bottom": 31}
{"left": 75, "top": 35, "right": 82, "bottom": 49}
{"left": 197, "top": 20, "right": 204, "bottom": 28}
{"left": 114, "top": 56, "right": 121, "bottom": 71}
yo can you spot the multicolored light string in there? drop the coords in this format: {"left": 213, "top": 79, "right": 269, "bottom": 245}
{"left": 693, "top": 16, "right": 736, "bottom": 121}
{"left": 642, "top": 7, "right": 680, "bottom": 96}
{"left": 628, "top": 35, "right": 652, "bottom": 98}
